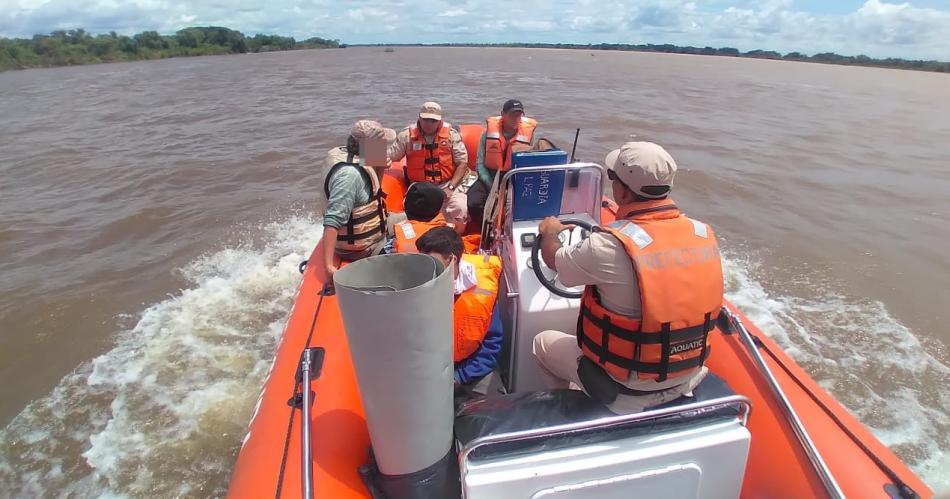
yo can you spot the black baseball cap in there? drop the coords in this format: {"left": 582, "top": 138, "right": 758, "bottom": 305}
{"left": 502, "top": 99, "right": 524, "bottom": 114}
{"left": 404, "top": 182, "right": 446, "bottom": 221}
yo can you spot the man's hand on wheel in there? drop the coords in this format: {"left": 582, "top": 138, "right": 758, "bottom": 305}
{"left": 538, "top": 216, "right": 574, "bottom": 238}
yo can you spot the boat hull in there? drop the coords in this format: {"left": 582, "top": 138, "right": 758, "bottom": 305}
{"left": 228, "top": 169, "right": 931, "bottom": 499}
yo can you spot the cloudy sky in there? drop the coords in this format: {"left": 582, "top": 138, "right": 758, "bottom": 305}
{"left": 2, "top": 0, "right": 949, "bottom": 60}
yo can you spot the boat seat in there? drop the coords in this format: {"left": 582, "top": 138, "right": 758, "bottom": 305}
{"left": 454, "top": 373, "right": 751, "bottom": 499}
{"left": 455, "top": 372, "right": 738, "bottom": 458}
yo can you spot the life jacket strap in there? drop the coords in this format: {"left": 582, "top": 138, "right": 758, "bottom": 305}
{"left": 579, "top": 333, "right": 710, "bottom": 375}
{"left": 658, "top": 322, "right": 671, "bottom": 381}
{"left": 339, "top": 225, "right": 384, "bottom": 244}
{"left": 580, "top": 305, "right": 713, "bottom": 344}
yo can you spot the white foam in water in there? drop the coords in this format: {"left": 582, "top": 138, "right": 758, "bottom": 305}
{"left": 723, "top": 253, "right": 950, "bottom": 494}
{"left": 0, "top": 215, "right": 323, "bottom": 498}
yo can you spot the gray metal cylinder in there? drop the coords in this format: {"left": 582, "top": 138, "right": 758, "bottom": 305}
{"left": 333, "top": 253, "right": 455, "bottom": 475}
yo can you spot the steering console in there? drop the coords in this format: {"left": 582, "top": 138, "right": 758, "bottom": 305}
{"left": 529, "top": 218, "right": 598, "bottom": 299}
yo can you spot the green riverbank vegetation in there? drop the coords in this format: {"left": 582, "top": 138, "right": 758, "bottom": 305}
{"left": 0, "top": 27, "right": 341, "bottom": 71}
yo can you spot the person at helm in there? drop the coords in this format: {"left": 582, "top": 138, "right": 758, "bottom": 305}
{"left": 467, "top": 99, "right": 538, "bottom": 228}
{"left": 532, "top": 142, "right": 723, "bottom": 414}
{"left": 389, "top": 101, "right": 470, "bottom": 228}
{"left": 415, "top": 227, "right": 503, "bottom": 391}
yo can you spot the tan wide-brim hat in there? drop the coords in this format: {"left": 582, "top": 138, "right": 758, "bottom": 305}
{"left": 350, "top": 120, "right": 397, "bottom": 144}
{"left": 605, "top": 141, "right": 677, "bottom": 199}
{"left": 419, "top": 101, "right": 443, "bottom": 120}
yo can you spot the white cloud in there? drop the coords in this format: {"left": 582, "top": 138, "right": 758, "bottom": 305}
{"left": 630, "top": 0, "right": 697, "bottom": 30}
{"left": 0, "top": 0, "right": 947, "bottom": 60}
{"left": 848, "top": 0, "right": 950, "bottom": 48}
{"left": 437, "top": 8, "right": 467, "bottom": 18}
{"left": 514, "top": 20, "right": 558, "bottom": 32}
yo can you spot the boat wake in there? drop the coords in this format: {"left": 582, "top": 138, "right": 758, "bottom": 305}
{"left": 0, "top": 215, "right": 323, "bottom": 498}
{"left": 0, "top": 217, "right": 946, "bottom": 497}
{"left": 723, "top": 252, "right": 949, "bottom": 493}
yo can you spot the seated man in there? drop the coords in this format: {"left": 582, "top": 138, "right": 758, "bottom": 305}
{"left": 392, "top": 182, "right": 463, "bottom": 253}
{"left": 468, "top": 99, "right": 538, "bottom": 228}
{"left": 321, "top": 120, "right": 398, "bottom": 279}
{"left": 389, "top": 101, "right": 469, "bottom": 228}
{"left": 415, "top": 227, "right": 503, "bottom": 390}
{"left": 532, "top": 142, "right": 722, "bottom": 414}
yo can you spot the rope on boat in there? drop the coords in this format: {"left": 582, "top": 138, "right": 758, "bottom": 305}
{"left": 274, "top": 390, "right": 299, "bottom": 499}
{"left": 274, "top": 283, "right": 333, "bottom": 499}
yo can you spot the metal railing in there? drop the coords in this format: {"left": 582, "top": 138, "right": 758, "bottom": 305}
{"left": 723, "top": 308, "right": 845, "bottom": 499}
{"left": 497, "top": 162, "right": 607, "bottom": 206}
{"left": 298, "top": 347, "right": 324, "bottom": 499}
{"left": 458, "top": 393, "right": 752, "bottom": 493}
{"left": 483, "top": 162, "right": 607, "bottom": 252}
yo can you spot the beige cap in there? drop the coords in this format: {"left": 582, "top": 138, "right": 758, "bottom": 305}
{"left": 349, "top": 120, "right": 396, "bottom": 143}
{"left": 418, "top": 101, "right": 443, "bottom": 120}
{"left": 605, "top": 142, "right": 677, "bottom": 199}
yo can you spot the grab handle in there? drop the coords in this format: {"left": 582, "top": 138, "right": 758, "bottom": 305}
{"left": 299, "top": 347, "right": 325, "bottom": 499}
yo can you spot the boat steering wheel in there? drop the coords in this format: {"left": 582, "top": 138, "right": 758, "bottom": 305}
{"left": 530, "top": 218, "right": 597, "bottom": 299}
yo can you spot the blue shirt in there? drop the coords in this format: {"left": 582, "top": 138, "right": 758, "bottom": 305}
{"left": 454, "top": 305, "right": 503, "bottom": 385}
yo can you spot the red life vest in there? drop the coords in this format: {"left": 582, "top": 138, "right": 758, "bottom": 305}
{"left": 404, "top": 122, "right": 455, "bottom": 184}
{"left": 577, "top": 199, "right": 723, "bottom": 382}
{"left": 484, "top": 116, "right": 537, "bottom": 172}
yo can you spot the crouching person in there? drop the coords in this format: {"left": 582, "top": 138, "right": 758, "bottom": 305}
{"left": 415, "top": 227, "right": 503, "bottom": 393}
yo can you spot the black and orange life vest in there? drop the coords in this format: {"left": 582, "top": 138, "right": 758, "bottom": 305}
{"left": 577, "top": 199, "right": 723, "bottom": 382}
{"left": 484, "top": 116, "right": 537, "bottom": 172}
{"left": 404, "top": 122, "right": 455, "bottom": 184}
{"left": 323, "top": 158, "right": 388, "bottom": 255}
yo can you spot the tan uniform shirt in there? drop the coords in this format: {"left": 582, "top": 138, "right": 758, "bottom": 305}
{"left": 549, "top": 231, "right": 704, "bottom": 396}
{"left": 389, "top": 126, "right": 468, "bottom": 177}
{"left": 554, "top": 232, "right": 641, "bottom": 317}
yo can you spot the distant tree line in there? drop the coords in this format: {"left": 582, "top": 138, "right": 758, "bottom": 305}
{"left": 0, "top": 27, "right": 342, "bottom": 71}
{"left": 371, "top": 42, "right": 950, "bottom": 73}
{"left": 5, "top": 29, "right": 946, "bottom": 74}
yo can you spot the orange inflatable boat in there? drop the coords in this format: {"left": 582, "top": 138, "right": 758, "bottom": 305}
{"left": 227, "top": 125, "right": 931, "bottom": 499}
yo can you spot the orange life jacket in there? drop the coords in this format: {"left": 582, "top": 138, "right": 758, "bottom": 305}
{"left": 577, "top": 199, "right": 723, "bottom": 382}
{"left": 454, "top": 254, "right": 502, "bottom": 362}
{"left": 393, "top": 213, "right": 449, "bottom": 254}
{"left": 404, "top": 122, "right": 455, "bottom": 184}
{"left": 457, "top": 123, "right": 483, "bottom": 170}
{"left": 323, "top": 158, "right": 388, "bottom": 255}
{"left": 461, "top": 234, "right": 481, "bottom": 254}
{"left": 484, "top": 116, "right": 537, "bottom": 172}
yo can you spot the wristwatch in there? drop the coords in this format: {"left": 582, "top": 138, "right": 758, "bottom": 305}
{"left": 447, "top": 184, "right": 456, "bottom": 191}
